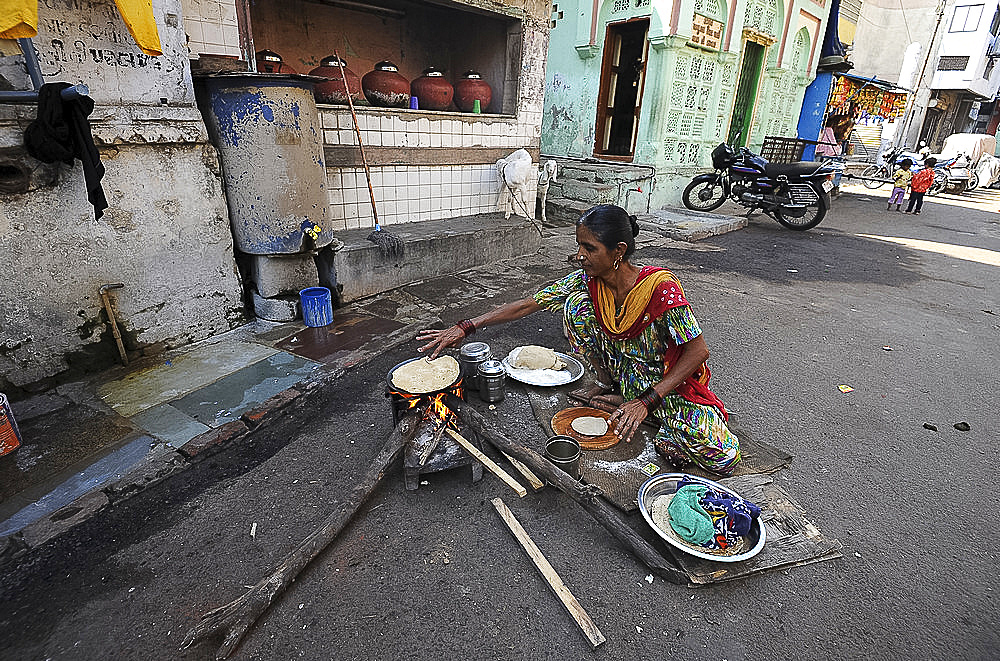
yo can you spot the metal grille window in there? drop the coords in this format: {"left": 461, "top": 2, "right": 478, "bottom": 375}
{"left": 938, "top": 55, "right": 971, "bottom": 71}
{"left": 950, "top": 4, "right": 984, "bottom": 32}
{"left": 662, "top": 51, "right": 720, "bottom": 165}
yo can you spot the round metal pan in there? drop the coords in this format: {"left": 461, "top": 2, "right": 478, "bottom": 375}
{"left": 386, "top": 356, "right": 463, "bottom": 396}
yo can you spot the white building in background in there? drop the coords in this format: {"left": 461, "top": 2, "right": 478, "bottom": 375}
{"left": 921, "top": 0, "right": 1000, "bottom": 143}
{"left": 851, "top": 0, "right": 1000, "bottom": 149}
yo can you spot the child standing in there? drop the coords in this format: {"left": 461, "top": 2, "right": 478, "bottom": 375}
{"left": 887, "top": 158, "right": 913, "bottom": 211}
{"left": 905, "top": 157, "right": 937, "bottom": 214}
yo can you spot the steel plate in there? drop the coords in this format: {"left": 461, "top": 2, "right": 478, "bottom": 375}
{"left": 638, "top": 472, "right": 766, "bottom": 563}
{"left": 501, "top": 351, "right": 584, "bottom": 387}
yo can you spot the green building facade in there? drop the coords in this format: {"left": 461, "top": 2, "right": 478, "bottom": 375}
{"left": 542, "top": 0, "right": 830, "bottom": 205}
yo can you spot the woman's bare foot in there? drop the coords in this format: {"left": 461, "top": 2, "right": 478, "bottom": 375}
{"left": 592, "top": 393, "right": 623, "bottom": 407}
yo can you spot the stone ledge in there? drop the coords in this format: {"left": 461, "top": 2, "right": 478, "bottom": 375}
{"left": 178, "top": 420, "right": 250, "bottom": 460}
{"left": 102, "top": 449, "right": 189, "bottom": 503}
{"left": 19, "top": 490, "right": 110, "bottom": 549}
{"left": 334, "top": 213, "right": 541, "bottom": 302}
{"left": 241, "top": 388, "right": 303, "bottom": 429}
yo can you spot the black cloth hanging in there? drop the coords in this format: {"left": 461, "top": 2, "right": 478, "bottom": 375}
{"left": 24, "top": 82, "right": 109, "bottom": 220}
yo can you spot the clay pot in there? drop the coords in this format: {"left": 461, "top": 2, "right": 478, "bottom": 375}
{"left": 362, "top": 61, "right": 410, "bottom": 108}
{"left": 455, "top": 70, "right": 492, "bottom": 113}
{"left": 309, "top": 55, "right": 365, "bottom": 105}
{"left": 255, "top": 50, "right": 297, "bottom": 74}
{"left": 410, "top": 67, "right": 454, "bottom": 111}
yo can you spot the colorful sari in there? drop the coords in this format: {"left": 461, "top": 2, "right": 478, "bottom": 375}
{"left": 534, "top": 267, "right": 740, "bottom": 475}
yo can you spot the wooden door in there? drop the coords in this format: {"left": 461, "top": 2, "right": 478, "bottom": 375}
{"left": 727, "top": 42, "right": 765, "bottom": 146}
{"left": 594, "top": 19, "right": 650, "bottom": 160}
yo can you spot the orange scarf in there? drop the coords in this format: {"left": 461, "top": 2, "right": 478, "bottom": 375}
{"left": 589, "top": 267, "right": 687, "bottom": 340}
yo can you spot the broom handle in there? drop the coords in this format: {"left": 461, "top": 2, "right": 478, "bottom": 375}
{"left": 334, "top": 51, "right": 379, "bottom": 228}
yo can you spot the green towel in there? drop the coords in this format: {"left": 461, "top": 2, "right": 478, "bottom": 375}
{"left": 667, "top": 485, "right": 714, "bottom": 546}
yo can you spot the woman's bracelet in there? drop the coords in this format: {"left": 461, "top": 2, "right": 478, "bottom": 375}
{"left": 638, "top": 387, "right": 662, "bottom": 412}
{"left": 594, "top": 379, "right": 613, "bottom": 390}
{"left": 456, "top": 319, "right": 476, "bottom": 336}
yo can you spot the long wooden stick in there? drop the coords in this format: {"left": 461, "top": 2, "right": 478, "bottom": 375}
{"left": 446, "top": 428, "right": 527, "bottom": 497}
{"left": 333, "top": 50, "right": 379, "bottom": 227}
{"left": 181, "top": 413, "right": 420, "bottom": 659}
{"left": 492, "top": 498, "right": 606, "bottom": 649}
{"left": 502, "top": 451, "right": 544, "bottom": 491}
{"left": 445, "top": 395, "right": 687, "bottom": 585}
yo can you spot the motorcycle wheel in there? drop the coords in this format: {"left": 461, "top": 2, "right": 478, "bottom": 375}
{"left": 773, "top": 183, "right": 828, "bottom": 231}
{"left": 862, "top": 164, "right": 887, "bottom": 189}
{"left": 682, "top": 178, "right": 726, "bottom": 211}
{"left": 967, "top": 173, "right": 979, "bottom": 191}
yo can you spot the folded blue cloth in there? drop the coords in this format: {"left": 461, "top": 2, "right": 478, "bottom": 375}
{"left": 677, "top": 476, "right": 761, "bottom": 549}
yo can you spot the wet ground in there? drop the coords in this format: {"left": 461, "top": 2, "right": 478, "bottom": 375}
{"left": 1, "top": 186, "right": 998, "bottom": 659}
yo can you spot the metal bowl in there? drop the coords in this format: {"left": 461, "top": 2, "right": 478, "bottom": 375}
{"left": 637, "top": 473, "right": 766, "bottom": 563}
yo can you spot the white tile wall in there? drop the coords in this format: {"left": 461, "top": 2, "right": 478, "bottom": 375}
{"left": 182, "top": 0, "right": 242, "bottom": 57}
{"left": 321, "top": 107, "right": 541, "bottom": 231}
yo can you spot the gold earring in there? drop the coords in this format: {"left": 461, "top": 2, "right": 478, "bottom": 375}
{"left": 613, "top": 257, "right": 621, "bottom": 270}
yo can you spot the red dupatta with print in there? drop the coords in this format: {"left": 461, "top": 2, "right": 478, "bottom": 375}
{"left": 586, "top": 266, "right": 728, "bottom": 419}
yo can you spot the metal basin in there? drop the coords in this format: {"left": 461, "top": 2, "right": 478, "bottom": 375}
{"left": 638, "top": 473, "right": 766, "bottom": 563}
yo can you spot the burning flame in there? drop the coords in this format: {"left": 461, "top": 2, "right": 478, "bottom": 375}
{"left": 427, "top": 393, "right": 459, "bottom": 431}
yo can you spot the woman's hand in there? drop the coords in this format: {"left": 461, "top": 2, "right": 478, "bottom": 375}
{"left": 608, "top": 398, "right": 648, "bottom": 443}
{"left": 416, "top": 326, "right": 465, "bottom": 359}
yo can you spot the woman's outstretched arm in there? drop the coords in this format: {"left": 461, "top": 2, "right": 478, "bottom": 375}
{"left": 417, "top": 297, "right": 544, "bottom": 358}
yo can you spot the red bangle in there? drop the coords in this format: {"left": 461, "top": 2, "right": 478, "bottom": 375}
{"left": 639, "top": 387, "right": 662, "bottom": 412}
{"left": 457, "top": 319, "right": 476, "bottom": 336}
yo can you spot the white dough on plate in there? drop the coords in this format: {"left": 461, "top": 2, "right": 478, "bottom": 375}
{"left": 508, "top": 345, "right": 566, "bottom": 370}
{"left": 571, "top": 416, "right": 609, "bottom": 436}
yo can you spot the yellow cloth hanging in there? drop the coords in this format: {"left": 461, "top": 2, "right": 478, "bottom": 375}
{"left": 113, "top": 0, "right": 162, "bottom": 56}
{"left": 0, "top": 0, "right": 38, "bottom": 39}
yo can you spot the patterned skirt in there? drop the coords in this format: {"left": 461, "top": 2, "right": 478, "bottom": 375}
{"left": 560, "top": 291, "right": 741, "bottom": 475}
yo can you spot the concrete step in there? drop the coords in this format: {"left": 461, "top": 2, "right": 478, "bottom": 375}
{"left": 637, "top": 206, "right": 747, "bottom": 241}
{"left": 561, "top": 180, "right": 619, "bottom": 204}
{"left": 543, "top": 197, "right": 592, "bottom": 225}
{"left": 332, "top": 213, "right": 541, "bottom": 302}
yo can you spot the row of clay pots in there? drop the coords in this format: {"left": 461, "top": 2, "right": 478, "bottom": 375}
{"left": 255, "top": 51, "right": 492, "bottom": 112}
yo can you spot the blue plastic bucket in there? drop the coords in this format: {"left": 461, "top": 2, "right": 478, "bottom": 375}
{"left": 300, "top": 287, "right": 334, "bottom": 327}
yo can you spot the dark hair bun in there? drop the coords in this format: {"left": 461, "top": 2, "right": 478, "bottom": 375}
{"left": 629, "top": 214, "right": 640, "bottom": 237}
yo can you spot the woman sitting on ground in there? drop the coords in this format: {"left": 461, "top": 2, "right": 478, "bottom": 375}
{"left": 417, "top": 204, "right": 740, "bottom": 475}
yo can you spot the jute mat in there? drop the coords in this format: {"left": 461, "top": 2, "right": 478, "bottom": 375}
{"left": 524, "top": 384, "right": 792, "bottom": 512}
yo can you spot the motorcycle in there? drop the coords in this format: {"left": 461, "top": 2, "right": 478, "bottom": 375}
{"left": 862, "top": 144, "right": 963, "bottom": 196}
{"left": 682, "top": 143, "right": 836, "bottom": 231}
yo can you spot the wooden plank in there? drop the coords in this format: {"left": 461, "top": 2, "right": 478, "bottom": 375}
{"left": 502, "top": 451, "right": 544, "bottom": 491}
{"left": 446, "top": 428, "right": 527, "bottom": 497}
{"left": 324, "top": 145, "right": 540, "bottom": 168}
{"left": 491, "top": 498, "right": 606, "bottom": 649}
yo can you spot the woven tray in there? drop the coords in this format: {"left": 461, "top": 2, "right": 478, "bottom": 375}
{"left": 551, "top": 406, "right": 620, "bottom": 450}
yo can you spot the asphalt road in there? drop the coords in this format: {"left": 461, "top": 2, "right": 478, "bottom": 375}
{"left": 2, "top": 185, "right": 997, "bottom": 660}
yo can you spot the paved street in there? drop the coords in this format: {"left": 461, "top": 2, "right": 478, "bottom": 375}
{"left": 1, "top": 186, "right": 998, "bottom": 660}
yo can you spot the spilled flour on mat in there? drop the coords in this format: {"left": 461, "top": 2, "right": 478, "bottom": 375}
{"left": 589, "top": 443, "right": 660, "bottom": 476}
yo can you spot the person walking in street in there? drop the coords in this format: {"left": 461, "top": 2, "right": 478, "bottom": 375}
{"left": 905, "top": 157, "right": 936, "bottom": 214}
{"left": 417, "top": 204, "right": 740, "bottom": 475}
{"left": 888, "top": 158, "right": 913, "bottom": 212}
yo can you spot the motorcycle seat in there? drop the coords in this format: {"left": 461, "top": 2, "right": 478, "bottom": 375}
{"left": 764, "top": 161, "right": 828, "bottom": 178}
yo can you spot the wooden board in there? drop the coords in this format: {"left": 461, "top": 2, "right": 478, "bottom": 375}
{"left": 491, "top": 498, "right": 606, "bottom": 649}
{"left": 551, "top": 407, "right": 620, "bottom": 450}
{"left": 670, "top": 474, "right": 843, "bottom": 585}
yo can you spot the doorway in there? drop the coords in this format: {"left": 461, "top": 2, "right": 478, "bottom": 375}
{"left": 727, "top": 42, "right": 766, "bottom": 146}
{"left": 594, "top": 19, "right": 649, "bottom": 159}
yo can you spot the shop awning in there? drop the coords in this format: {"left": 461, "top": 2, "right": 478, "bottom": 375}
{"left": 0, "top": 0, "right": 162, "bottom": 56}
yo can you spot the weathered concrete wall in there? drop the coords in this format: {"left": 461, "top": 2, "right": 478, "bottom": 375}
{"left": 0, "top": 0, "right": 243, "bottom": 392}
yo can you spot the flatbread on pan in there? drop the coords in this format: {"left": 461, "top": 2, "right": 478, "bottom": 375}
{"left": 391, "top": 356, "right": 460, "bottom": 393}
{"left": 571, "top": 416, "right": 609, "bottom": 436}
